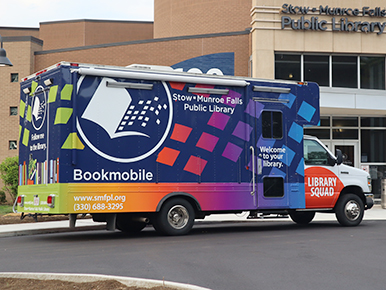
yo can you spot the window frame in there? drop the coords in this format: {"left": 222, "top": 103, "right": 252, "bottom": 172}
{"left": 263, "top": 176, "right": 284, "bottom": 198}
{"left": 274, "top": 53, "right": 386, "bottom": 90}
{"left": 10, "top": 106, "right": 18, "bottom": 116}
{"left": 262, "top": 110, "right": 283, "bottom": 140}
{"left": 304, "top": 139, "right": 332, "bottom": 166}
{"left": 9, "top": 140, "right": 17, "bottom": 150}
{"left": 10, "top": 73, "right": 19, "bottom": 83}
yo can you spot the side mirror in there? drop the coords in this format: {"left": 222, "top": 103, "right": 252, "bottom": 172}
{"left": 327, "top": 154, "right": 336, "bottom": 166}
{"left": 335, "top": 149, "right": 343, "bottom": 165}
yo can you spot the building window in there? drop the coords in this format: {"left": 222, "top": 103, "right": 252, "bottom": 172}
{"left": 361, "top": 117, "right": 386, "bottom": 127}
{"left": 10, "top": 107, "right": 17, "bottom": 116}
{"left": 305, "top": 116, "right": 360, "bottom": 140}
{"left": 304, "top": 128, "right": 330, "bottom": 139}
{"left": 360, "top": 57, "right": 385, "bottom": 90}
{"left": 9, "top": 141, "right": 17, "bottom": 150}
{"left": 361, "top": 130, "right": 386, "bottom": 162}
{"left": 332, "top": 116, "right": 358, "bottom": 127}
{"left": 319, "top": 116, "right": 331, "bottom": 127}
{"left": 332, "top": 129, "right": 358, "bottom": 139}
{"left": 304, "top": 55, "right": 329, "bottom": 86}
{"left": 275, "top": 54, "right": 301, "bottom": 81}
{"left": 10, "top": 73, "right": 18, "bottom": 83}
{"left": 332, "top": 56, "right": 358, "bottom": 88}
{"left": 275, "top": 53, "right": 385, "bottom": 90}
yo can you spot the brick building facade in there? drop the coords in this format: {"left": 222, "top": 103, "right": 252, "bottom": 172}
{"left": 2, "top": 0, "right": 386, "bottom": 199}
{"left": 0, "top": 1, "right": 252, "bottom": 202}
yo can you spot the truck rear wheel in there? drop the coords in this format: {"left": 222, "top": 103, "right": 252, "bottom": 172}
{"left": 289, "top": 211, "right": 315, "bottom": 225}
{"left": 335, "top": 194, "right": 364, "bottom": 227}
{"left": 152, "top": 198, "right": 195, "bottom": 236}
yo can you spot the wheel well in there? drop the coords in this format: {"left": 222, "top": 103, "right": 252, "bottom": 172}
{"left": 156, "top": 192, "right": 201, "bottom": 214}
{"left": 337, "top": 186, "right": 365, "bottom": 206}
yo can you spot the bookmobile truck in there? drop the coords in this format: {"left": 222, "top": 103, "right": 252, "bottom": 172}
{"left": 16, "top": 62, "right": 373, "bottom": 235}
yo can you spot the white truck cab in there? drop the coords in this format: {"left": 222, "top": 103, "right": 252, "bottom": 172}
{"left": 295, "top": 135, "right": 374, "bottom": 226}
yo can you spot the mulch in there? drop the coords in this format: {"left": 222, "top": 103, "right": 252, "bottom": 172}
{"left": 0, "top": 213, "right": 72, "bottom": 225}
{"left": 1, "top": 278, "right": 178, "bottom": 290}
{"left": 0, "top": 215, "right": 182, "bottom": 290}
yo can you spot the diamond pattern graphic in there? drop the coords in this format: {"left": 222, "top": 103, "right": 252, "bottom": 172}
{"left": 207, "top": 112, "right": 230, "bottom": 130}
{"left": 196, "top": 132, "right": 219, "bottom": 152}
{"left": 171, "top": 124, "right": 192, "bottom": 143}
{"left": 157, "top": 147, "right": 180, "bottom": 167}
{"left": 184, "top": 156, "right": 208, "bottom": 175}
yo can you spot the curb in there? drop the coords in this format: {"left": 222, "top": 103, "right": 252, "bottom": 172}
{"left": 0, "top": 272, "right": 211, "bottom": 290}
{"left": 0, "top": 204, "right": 384, "bottom": 238}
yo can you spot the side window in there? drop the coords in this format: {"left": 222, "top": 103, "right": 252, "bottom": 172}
{"left": 304, "top": 139, "right": 330, "bottom": 165}
{"left": 10, "top": 107, "right": 18, "bottom": 116}
{"left": 263, "top": 177, "right": 284, "bottom": 197}
{"left": 9, "top": 140, "right": 17, "bottom": 150}
{"left": 11, "top": 73, "right": 19, "bottom": 83}
{"left": 262, "top": 111, "right": 283, "bottom": 139}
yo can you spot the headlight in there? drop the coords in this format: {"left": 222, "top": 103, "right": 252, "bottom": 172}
{"left": 367, "top": 176, "right": 372, "bottom": 192}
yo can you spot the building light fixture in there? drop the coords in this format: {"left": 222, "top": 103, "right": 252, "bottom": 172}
{"left": 0, "top": 35, "right": 12, "bottom": 66}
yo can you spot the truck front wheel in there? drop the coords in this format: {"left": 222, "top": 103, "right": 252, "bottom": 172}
{"left": 289, "top": 211, "right": 315, "bottom": 225}
{"left": 335, "top": 194, "right": 364, "bottom": 226}
{"left": 152, "top": 198, "right": 195, "bottom": 236}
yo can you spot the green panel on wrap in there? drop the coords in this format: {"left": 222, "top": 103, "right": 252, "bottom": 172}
{"left": 62, "top": 133, "right": 85, "bottom": 150}
{"left": 54, "top": 107, "right": 73, "bottom": 124}
{"left": 60, "top": 84, "right": 73, "bottom": 101}
{"left": 48, "top": 85, "right": 59, "bottom": 103}
{"left": 30, "top": 81, "right": 38, "bottom": 96}
{"left": 19, "top": 100, "right": 26, "bottom": 118}
{"left": 22, "top": 128, "right": 30, "bottom": 146}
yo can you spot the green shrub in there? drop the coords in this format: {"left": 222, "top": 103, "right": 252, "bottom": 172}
{"left": 0, "top": 156, "right": 18, "bottom": 203}
{"left": 0, "top": 190, "right": 6, "bottom": 204}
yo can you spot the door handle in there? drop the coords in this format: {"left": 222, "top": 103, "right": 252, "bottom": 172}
{"left": 250, "top": 146, "right": 255, "bottom": 196}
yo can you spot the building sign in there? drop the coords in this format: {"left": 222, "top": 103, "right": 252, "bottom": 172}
{"left": 281, "top": 4, "right": 386, "bottom": 34}
{"left": 172, "top": 52, "right": 235, "bottom": 76}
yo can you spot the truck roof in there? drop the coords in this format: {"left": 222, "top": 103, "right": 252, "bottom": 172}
{"left": 22, "top": 61, "right": 310, "bottom": 88}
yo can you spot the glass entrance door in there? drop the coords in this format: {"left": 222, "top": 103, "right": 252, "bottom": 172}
{"left": 332, "top": 141, "right": 359, "bottom": 168}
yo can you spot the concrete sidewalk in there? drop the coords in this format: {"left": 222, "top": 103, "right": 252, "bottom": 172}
{"left": 202, "top": 203, "right": 386, "bottom": 222}
{"left": 0, "top": 204, "right": 385, "bottom": 238}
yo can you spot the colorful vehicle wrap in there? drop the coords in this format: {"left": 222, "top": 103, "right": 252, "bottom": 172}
{"left": 16, "top": 62, "right": 372, "bottom": 233}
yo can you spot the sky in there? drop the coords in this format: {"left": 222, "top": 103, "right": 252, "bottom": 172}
{"left": 1, "top": 0, "right": 154, "bottom": 27}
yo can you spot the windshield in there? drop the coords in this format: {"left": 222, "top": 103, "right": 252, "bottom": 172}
{"left": 304, "top": 139, "right": 334, "bottom": 165}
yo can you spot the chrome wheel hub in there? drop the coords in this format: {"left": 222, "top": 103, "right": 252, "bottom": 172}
{"left": 344, "top": 200, "right": 360, "bottom": 221}
{"left": 167, "top": 205, "right": 189, "bottom": 229}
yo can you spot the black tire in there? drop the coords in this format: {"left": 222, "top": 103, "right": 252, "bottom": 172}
{"left": 116, "top": 214, "right": 147, "bottom": 233}
{"left": 289, "top": 211, "right": 315, "bottom": 225}
{"left": 335, "top": 194, "right": 364, "bottom": 227}
{"left": 152, "top": 198, "right": 195, "bottom": 236}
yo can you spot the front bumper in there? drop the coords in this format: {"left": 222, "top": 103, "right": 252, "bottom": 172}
{"left": 365, "top": 193, "right": 374, "bottom": 210}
